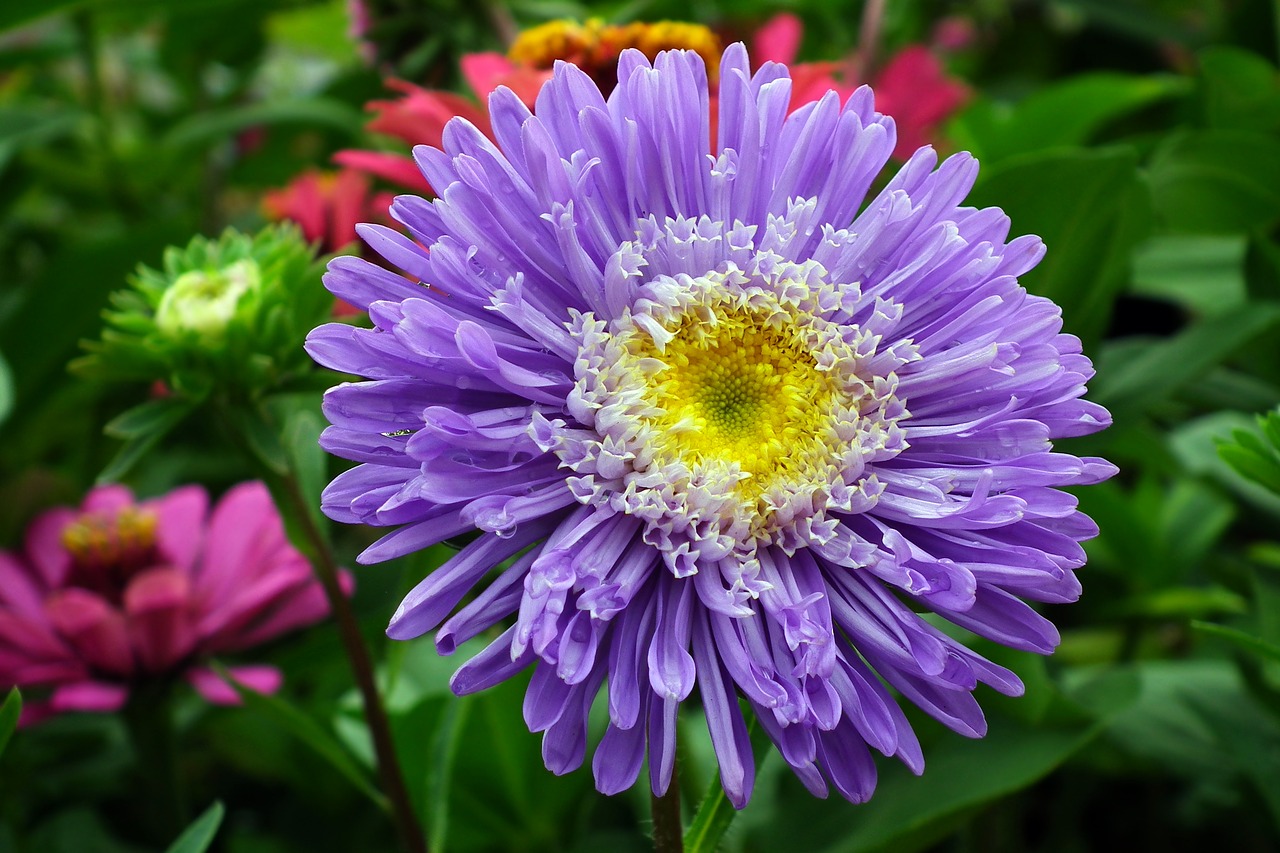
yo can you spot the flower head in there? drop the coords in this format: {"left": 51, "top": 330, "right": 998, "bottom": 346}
{"left": 0, "top": 483, "right": 343, "bottom": 724}
{"left": 309, "top": 45, "right": 1113, "bottom": 806}
{"left": 74, "top": 225, "right": 330, "bottom": 397}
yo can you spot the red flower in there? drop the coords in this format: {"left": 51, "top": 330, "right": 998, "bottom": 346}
{"left": 335, "top": 53, "right": 549, "bottom": 196}
{"left": 262, "top": 168, "right": 395, "bottom": 254}
{"left": 752, "top": 13, "right": 969, "bottom": 160}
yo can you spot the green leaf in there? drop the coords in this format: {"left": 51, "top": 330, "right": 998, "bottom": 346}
{"left": 1130, "top": 235, "right": 1247, "bottom": 316}
{"left": 952, "top": 73, "right": 1185, "bottom": 165}
{"left": 1107, "top": 586, "right": 1248, "bottom": 620}
{"left": 0, "top": 0, "right": 90, "bottom": 31}
{"left": 0, "top": 350, "right": 12, "bottom": 428}
{"left": 684, "top": 717, "right": 770, "bottom": 853}
{"left": 1217, "top": 408, "right": 1280, "bottom": 495}
{"left": 97, "top": 398, "right": 198, "bottom": 484}
{"left": 163, "top": 801, "right": 224, "bottom": 853}
{"left": 103, "top": 397, "right": 197, "bottom": 440}
{"left": 440, "top": 675, "right": 592, "bottom": 851}
{"left": 1245, "top": 234, "right": 1280, "bottom": 301}
{"left": 212, "top": 663, "right": 389, "bottom": 812}
{"left": 231, "top": 407, "right": 289, "bottom": 475}
{"left": 1099, "top": 659, "right": 1280, "bottom": 825}
{"left": 821, "top": 721, "right": 1100, "bottom": 853}
{"left": 1219, "top": 441, "right": 1280, "bottom": 494}
{"left": 1147, "top": 130, "right": 1280, "bottom": 233}
{"left": 334, "top": 637, "right": 482, "bottom": 851}
{"left": 0, "top": 105, "right": 84, "bottom": 174}
{"left": 1199, "top": 47, "right": 1280, "bottom": 133}
{"left": 1092, "top": 303, "right": 1280, "bottom": 414}
{"left": 162, "top": 99, "right": 362, "bottom": 151}
{"left": 265, "top": 2, "right": 359, "bottom": 63}
{"left": 968, "top": 147, "right": 1149, "bottom": 347}
{"left": 1052, "top": 0, "right": 1198, "bottom": 44}
{"left": 425, "top": 697, "right": 470, "bottom": 853}
{"left": 0, "top": 687, "right": 21, "bottom": 758}
{"left": 281, "top": 402, "right": 328, "bottom": 530}
{"left": 1192, "top": 621, "right": 1280, "bottom": 663}
{"left": 1, "top": 223, "right": 191, "bottom": 416}
{"left": 1169, "top": 412, "right": 1280, "bottom": 517}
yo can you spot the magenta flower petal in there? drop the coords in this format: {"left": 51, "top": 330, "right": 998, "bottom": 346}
{"left": 50, "top": 680, "right": 129, "bottom": 714}
{"left": 44, "top": 589, "right": 134, "bottom": 676}
{"left": 0, "top": 611, "right": 82, "bottom": 681}
{"left": 81, "top": 484, "right": 134, "bottom": 514}
{"left": 219, "top": 571, "right": 344, "bottom": 652}
{"left": 187, "top": 664, "right": 283, "bottom": 705}
{"left": 196, "top": 558, "right": 317, "bottom": 650}
{"left": 124, "top": 567, "right": 198, "bottom": 673}
{"left": 149, "top": 485, "right": 208, "bottom": 574}
{"left": 24, "top": 508, "right": 75, "bottom": 588}
{"left": 460, "top": 52, "right": 518, "bottom": 98}
{"left": 0, "top": 552, "right": 46, "bottom": 616}
{"left": 194, "top": 482, "right": 288, "bottom": 604}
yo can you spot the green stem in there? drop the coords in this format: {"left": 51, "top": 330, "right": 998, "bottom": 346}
{"left": 219, "top": 401, "right": 427, "bottom": 853}
{"left": 271, "top": 467, "right": 428, "bottom": 853}
{"left": 683, "top": 716, "right": 768, "bottom": 853}
{"left": 123, "top": 680, "right": 187, "bottom": 843}
{"left": 652, "top": 757, "right": 684, "bottom": 853}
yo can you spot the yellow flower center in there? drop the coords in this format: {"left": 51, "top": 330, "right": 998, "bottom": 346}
{"left": 61, "top": 506, "right": 161, "bottom": 599}
{"left": 509, "top": 18, "right": 720, "bottom": 83}
{"left": 639, "top": 308, "right": 838, "bottom": 504}
{"left": 62, "top": 507, "right": 159, "bottom": 571}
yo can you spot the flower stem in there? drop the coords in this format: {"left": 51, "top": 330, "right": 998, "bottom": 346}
{"left": 122, "top": 680, "right": 187, "bottom": 843}
{"left": 651, "top": 758, "right": 684, "bottom": 853}
{"left": 218, "top": 399, "right": 426, "bottom": 852}
{"left": 272, "top": 468, "right": 428, "bottom": 853}
{"left": 848, "top": 0, "right": 888, "bottom": 84}
{"left": 682, "top": 715, "right": 767, "bottom": 853}
{"left": 481, "top": 0, "right": 519, "bottom": 48}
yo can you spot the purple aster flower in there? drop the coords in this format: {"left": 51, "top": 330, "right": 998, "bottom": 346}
{"left": 307, "top": 43, "right": 1114, "bottom": 807}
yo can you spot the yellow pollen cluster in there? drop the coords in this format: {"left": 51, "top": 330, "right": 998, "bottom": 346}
{"left": 638, "top": 309, "right": 838, "bottom": 503}
{"left": 61, "top": 507, "right": 159, "bottom": 571}
{"left": 508, "top": 19, "right": 720, "bottom": 82}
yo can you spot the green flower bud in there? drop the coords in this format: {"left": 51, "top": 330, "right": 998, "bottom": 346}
{"left": 154, "top": 259, "right": 262, "bottom": 342}
{"left": 73, "top": 224, "right": 332, "bottom": 399}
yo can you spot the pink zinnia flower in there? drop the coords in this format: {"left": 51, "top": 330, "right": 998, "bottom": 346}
{"left": 752, "top": 13, "right": 969, "bottom": 159}
{"left": 0, "top": 482, "right": 344, "bottom": 724}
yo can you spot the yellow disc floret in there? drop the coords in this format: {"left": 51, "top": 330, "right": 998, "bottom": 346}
{"left": 62, "top": 506, "right": 159, "bottom": 573}
{"left": 638, "top": 307, "right": 839, "bottom": 505}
